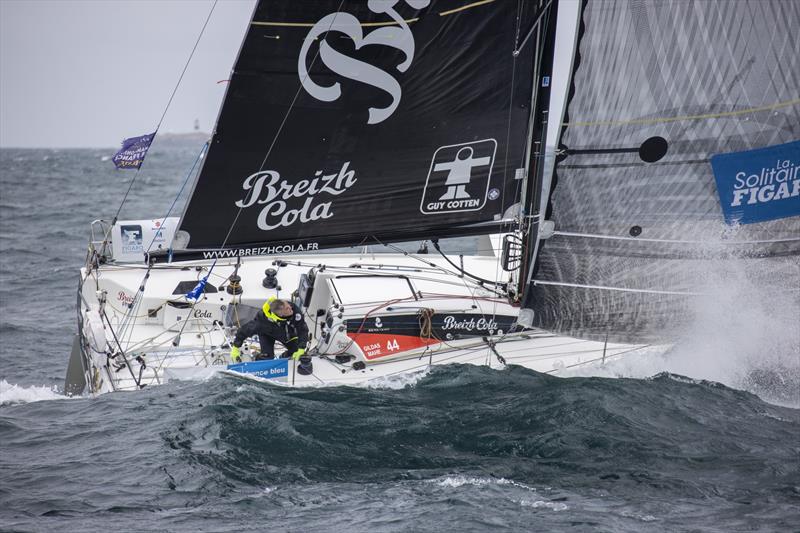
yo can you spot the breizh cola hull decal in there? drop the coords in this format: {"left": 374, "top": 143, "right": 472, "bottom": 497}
{"left": 176, "top": 0, "right": 541, "bottom": 253}
{"left": 345, "top": 313, "right": 519, "bottom": 360}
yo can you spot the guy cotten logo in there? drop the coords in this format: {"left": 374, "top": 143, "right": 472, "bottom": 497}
{"left": 298, "top": 0, "right": 431, "bottom": 125}
{"left": 711, "top": 140, "right": 800, "bottom": 225}
{"left": 235, "top": 162, "right": 357, "bottom": 231}
{"left": 420, "top": 139, "right": 497, "bottom": 215}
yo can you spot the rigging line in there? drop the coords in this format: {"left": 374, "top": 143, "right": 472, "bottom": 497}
{"left": 115, "top": 143, "right": 208, "bottom": 342}
{"left": 252, "top": 18, "right": 419, "bottom": 28}
{"left": 513, "top": 0, "right": 554, "bottom": 55}
{"left": 430, "top": 239, "right": 507, "bottom": 291}
{"left": 109, "top": 0, "right": 218, "bottom": 227}
{"left": 551, "top": 230, "right": 800, "bottom": 245}
{"left": 498, "top": 0, "right": 523, "bottom": 215}
{"left": 543, "top": 344, "right": 654, "bottom": 374}
{"left": 532, "top": 280, "right": 704, "bottom": 296}
{"left": 563, "top": 98, "right": 800, "bottom": 127}
{"left": 251, "top": 0, "right": 495, "bottom": 26}
{"left": 218, "top": 0, "right": 346, "bottom": 252}
{"left": 368, "top": 236, "right": 482, "bottom": 284}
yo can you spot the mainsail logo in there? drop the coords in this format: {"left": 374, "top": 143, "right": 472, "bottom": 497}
{"left": 711, "top": 140, "right": 800, "bottom": 224}
{"left": 420, "top": 139, "right": 497, "bottom": 214}
{"left": 235, "top": 162, "right": 357, "bottom": 230}
{"left": 298, "top": 0, "right": 431, "bottom": 125}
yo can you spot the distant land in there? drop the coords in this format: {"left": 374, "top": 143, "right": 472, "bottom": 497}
{"left": 0, "top": 131, "right": 213, "bottom": 150}
{"left": 151, "top": 131, "right": 211, "bottom": 147}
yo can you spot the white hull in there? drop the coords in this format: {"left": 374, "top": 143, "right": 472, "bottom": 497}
{"left": 73, "top": 250, "right": 655, "bottom": 394}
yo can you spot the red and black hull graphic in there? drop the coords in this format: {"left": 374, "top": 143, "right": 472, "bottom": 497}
{"left": 345, "top": 313, "right": 518, "bottom": 360}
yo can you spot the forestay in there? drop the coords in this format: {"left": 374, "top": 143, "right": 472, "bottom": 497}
{"left": 175, "top": 0, "right": 548, "bottom": 258}
{"left": 523, "top": 0, "right": 800, "bottom": 342}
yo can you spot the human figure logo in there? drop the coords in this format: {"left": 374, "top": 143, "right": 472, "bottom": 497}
{"left": 437, "top": 147, "right": 492, "bottom": 201}
{"left": 420, "top": 139, "right": 497, "bottom": 214}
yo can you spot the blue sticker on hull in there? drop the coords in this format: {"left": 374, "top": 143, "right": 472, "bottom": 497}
{"left": 227, "top": 359, "right": 289, "bottom": 379}
{"left": 711, "top": 140, "right": 800, "bottom": 224}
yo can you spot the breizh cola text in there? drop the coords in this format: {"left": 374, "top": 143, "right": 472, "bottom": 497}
{"left": 235, "top": 162, "right": 357, "bottom": 230}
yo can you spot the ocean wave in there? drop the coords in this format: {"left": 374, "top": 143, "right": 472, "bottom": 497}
{"left": 518, "top": 499, "right": 569, "bottom": 511}
{"left": 359, "top": 368, "right": 431, "bottom": 390}
{"left": 0, "top": 380, "right": 69, "bottom": 405}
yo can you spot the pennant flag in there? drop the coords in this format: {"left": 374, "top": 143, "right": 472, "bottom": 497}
{"left": 112, "top": 132, "right": 156, "bottom": 169}
{"left": 185, "top": 276, "right": 209, "bottom": 301}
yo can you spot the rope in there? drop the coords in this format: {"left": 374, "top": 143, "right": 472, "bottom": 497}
{"left": 418, "top": 308, "right": 435, "bottom": 343}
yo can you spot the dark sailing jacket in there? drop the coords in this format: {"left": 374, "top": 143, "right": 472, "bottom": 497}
{"left": 232, "top": 302, "right": 308, "bottom": 350}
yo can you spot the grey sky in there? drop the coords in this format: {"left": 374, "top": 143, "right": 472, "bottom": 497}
{"left": 1, "top": 0, "right": 578, "bottom": 149}
{"left": 1, "top": 0, "right": 255, "bottom": 148}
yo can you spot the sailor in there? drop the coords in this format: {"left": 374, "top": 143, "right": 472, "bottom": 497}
{"left": 229, "top": 297, "right": 308, "bottom": 362}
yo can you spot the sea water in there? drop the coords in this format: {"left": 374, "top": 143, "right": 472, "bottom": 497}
{"left": 1, "top": 141, "right": 798, "bottom": 532}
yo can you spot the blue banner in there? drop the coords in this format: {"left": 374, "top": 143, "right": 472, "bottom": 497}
{"left": 227, "top": 358, "right": 289, "bottom": 380}
{"left": 112, "top": 132, "right": 156, "bottom": 169}
{"left": 710, "top": 140, "right": 800, "bottom": 224}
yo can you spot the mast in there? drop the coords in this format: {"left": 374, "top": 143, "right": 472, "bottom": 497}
{"left": 513, "top": 0, "right": 560, "bottom": 310}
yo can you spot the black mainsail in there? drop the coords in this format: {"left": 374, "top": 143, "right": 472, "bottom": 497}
{"left": 521, "top": 0, "right": 800, "bottom": 342}
{"left": 173, "top": 0, "right": 552, "bottom": 257}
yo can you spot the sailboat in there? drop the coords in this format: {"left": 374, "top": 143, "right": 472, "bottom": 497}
{"left": 65, "top": 0, "right": 799, "bottom": 395}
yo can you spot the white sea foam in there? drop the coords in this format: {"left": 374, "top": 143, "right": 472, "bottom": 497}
{"left": 619, "top": 510, "right": 658, "bottom": 522}
{"left": 0, "top": 380, "right": 70, "bottom": 405}
{"left": 359, "top": 368, "right": 431, "bottom": 390}
{"left": 560, "top": 251, "right": 800, "bottom": 406}
{"left": 429, "top": 476, "right": 537, "bottom": 492}
{"left": 519, "top": 499, "right": 569, "bottom": 511}
{"left": 432, "top": 476, "right": 495, "bottom": 488}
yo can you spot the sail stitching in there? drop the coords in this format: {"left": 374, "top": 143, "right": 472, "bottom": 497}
{"left": 563, "top": 98, "right": 800, "bottom": 127}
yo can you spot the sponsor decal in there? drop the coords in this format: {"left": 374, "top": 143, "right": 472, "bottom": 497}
{"left": 227, "top": 359, "right": 289, "bottom": 379}
{"left": 420, "top": 139, "right": 497, "bottom": 214}
{"left": 710, "top": 140, "right": 800, "bottom": 224}
{"left": 201, "top": 243, "right": 320, "bottom": 259}
{"left": 150, "top": 219, "right": 166, "bottom": 243}
{"left": 298, "top": 0, "right": 431, "bottom": 125}
{"left": 346, "top": 332, "right": 439, "bottom": 360}
{"left": 120, "top": 224, "right": 143, "bottom": 254}
{"left": 442, "top": 315, "right": 498, "bottom": 332}
{"left": 234, "top": 162, "right": 357, "bottom": 231}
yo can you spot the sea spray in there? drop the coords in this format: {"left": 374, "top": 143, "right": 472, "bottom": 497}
{"left": 0, "top": 380, "right": 69, "bottom": 405}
